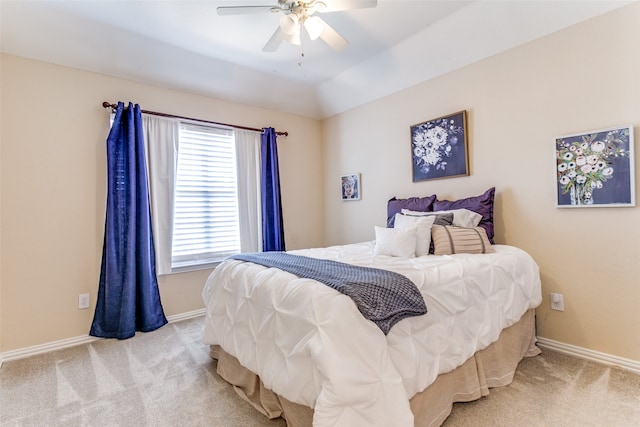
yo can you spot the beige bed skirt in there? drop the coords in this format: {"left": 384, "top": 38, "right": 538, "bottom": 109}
{"left": 210, "top": 309, "right": 540, "bottom": 427}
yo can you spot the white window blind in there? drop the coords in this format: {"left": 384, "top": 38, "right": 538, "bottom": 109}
{"left": 171, "top": 123, "right": 240, "bottom": 268}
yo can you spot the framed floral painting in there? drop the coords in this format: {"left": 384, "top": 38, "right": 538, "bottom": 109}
{"left": 341, "top": 173, "right": 361, "bottom": 201}
{"left": 555, "top": 125, "right": 635, "bottom": 207}
{"left": 410, "top": 110, "right": 469, "bottom": 181}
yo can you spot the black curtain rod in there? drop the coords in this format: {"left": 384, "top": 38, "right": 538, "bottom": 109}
{"left": 101, "top": 102, "right": 288, "bottom": 137}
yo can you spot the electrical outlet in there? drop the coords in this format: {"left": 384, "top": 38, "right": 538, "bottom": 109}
{"left": 550, "top": 292, "right": 564, "bottom": 311}
{"left": 78, "top": 293, "right": 90, "bottom": 309}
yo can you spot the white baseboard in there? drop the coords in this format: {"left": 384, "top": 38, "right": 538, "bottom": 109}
{"left": 537, "top": 336, "right": 640, "bottom": 375}
{"left": 0, "top": 309, "right": 206, "bottom": 368}
{"left": 4, "top": 319, "right": 638, "bottom": 376}
{"left": 165, "top": 308, "right": 206, "bottom": 323}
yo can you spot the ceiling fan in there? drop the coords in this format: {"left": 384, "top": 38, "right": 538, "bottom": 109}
{"left": 217, "top": 0, "right": 378, "bottom": 52}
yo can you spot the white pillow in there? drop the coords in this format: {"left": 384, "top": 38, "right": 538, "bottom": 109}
{"left": 394, "top": 213, "right": 436, "bottom": 256}
{"left": 374, "top": 226, "right": 417, "bottom": 257}
{"left": 401, "top": 208, "right": 481, "bottom": 228}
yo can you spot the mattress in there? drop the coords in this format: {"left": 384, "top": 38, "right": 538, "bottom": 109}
{"left": 202, "top": 241, "right": 542, "bottom": 426}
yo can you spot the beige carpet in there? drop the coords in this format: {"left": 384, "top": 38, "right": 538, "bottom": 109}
{"left": 1, "top": 316, "right": 639, "bottom": 426}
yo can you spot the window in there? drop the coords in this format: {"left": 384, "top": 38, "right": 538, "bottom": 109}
{"left": 171, "top": 123, "right": 240, "bottom": 269}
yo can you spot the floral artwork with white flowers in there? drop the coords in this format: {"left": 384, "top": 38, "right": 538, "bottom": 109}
{"left": 555, "top": 126, "right": 635, "bottom": 207}
{"left": 411, "top": 111, "right": 469, "bottom": 181}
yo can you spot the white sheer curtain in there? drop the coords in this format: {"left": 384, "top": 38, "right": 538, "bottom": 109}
{"left": 235, "top": 129, "right": 262, "bottom": 253}
{"left": 142, "top": 117, "right": 260, "bottom": 274}
{"left": 142, "top": 114, "right": 180, "bottom": 275}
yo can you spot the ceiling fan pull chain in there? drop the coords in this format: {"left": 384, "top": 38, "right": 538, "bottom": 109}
{"left": 298, "top": 22, "right": 305, "bottom": 67}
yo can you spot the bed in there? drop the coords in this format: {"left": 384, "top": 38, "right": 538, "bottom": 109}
{"left": 201, "top": 188, "right": 542, "bottom": 426}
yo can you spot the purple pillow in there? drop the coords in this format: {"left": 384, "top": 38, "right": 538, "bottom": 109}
{"left": 433, "top": 187, "right": 495, "bottom": 243}
{"left": 386, "top": 195, "right": 436, "bottom": 227}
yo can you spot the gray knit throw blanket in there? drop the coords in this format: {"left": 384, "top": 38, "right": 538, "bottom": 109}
{"left": 229, "top": 252, "right": 427, "bottom": 334}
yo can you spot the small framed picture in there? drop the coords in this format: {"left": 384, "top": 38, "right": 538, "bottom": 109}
{"left": 411, "top": 110, "right": 469, "bottom": 181}
{"left": 555, "top": 125, "right": 635, "bottom": 207}
{"left": 340, "top": 173, "right": 361, "bottom": 201}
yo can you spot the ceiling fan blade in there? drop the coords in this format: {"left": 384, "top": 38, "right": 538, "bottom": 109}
{"left": 263, "top": 27, "right": 285, "bottom": 52}
{"left": 317, "top": 19, "right": 349, "bottom": 51}
{"left": 217, "top": 5, "right": 280, "bottom": 16}
{"left": 320, "top": 0, "right": 377, "bottom": 13}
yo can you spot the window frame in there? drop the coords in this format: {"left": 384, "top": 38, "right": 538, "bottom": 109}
{"left": 170, "top": 122, "right": 241, "bottom": 272}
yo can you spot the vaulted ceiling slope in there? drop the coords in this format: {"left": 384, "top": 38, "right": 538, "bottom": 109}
{"left": 1, "top": 1, "right": 633, "bottom": 119}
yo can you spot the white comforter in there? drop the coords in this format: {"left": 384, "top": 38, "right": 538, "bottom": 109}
{"left": 202, "top": 242, "right": 542, "bottom": 426}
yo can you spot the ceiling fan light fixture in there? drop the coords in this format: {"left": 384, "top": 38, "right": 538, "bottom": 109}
{"left": 304, "top": 16, "right": 323, "bottom": 40}
{"left": 279, "top": 13, "right": 302, "bottom": 45}
{"left": 279, "top": 13, "right": 299, "bottom": 35}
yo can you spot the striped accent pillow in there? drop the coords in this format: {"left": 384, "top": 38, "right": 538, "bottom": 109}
{"left": 432, "top": 225, "right": 495, "bottom": 255}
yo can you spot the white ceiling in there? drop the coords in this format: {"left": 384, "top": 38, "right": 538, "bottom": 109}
{"left": 1, "top": 0, "right": 633, "bottom": 119}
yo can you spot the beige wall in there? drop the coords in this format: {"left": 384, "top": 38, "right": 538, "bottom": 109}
{"left": 322, "top": 3, "right": 640, "bottom": 362}
{"left": 0, "top": 55, "right": 324, "bottom": 352}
